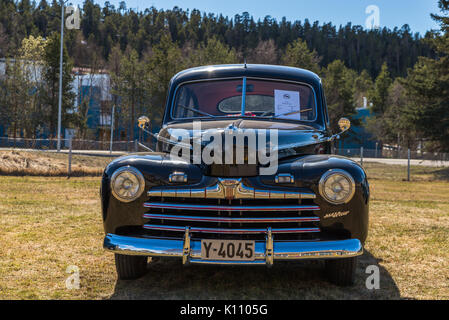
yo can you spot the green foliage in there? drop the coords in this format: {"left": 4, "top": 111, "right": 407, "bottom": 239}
{"left": 0, "top": 0, "right": 434, "bottom": 78}
{"left": 110, "top": 48, "right": 148, "bottom": 140}
{"left": 187, "top": 36, "right": 238, "bottom": 66}
{"left": 42, "top": 32, "right": 75, "bottom": 137}
{"left": 402, "top": 0, "right": 449, "bottom": 151}
{"left": 352, "top": 70, "right": 373, "bottom": 108}
{"left": 364, "top": 62, "right": 394, "bottom": 145}
{"left": 0, "top": 0, "right": 447, "bottom": 152}
{"left": 322, "top": 60, "right": 357, "bottom": 132}
{"left": 0, "top": 59, "right": 30, "bottom": 138}
{"left": 365, "top": 78, "right": 416, "bottom": 148}
{"left": 0, "top": 35, "right": 48, "bottom": 138}
{"left": 281, "top": 38, "right": 321, "bottom": 74}
{"left": 144, "top": 33, "right": 185, "bottom": 122}
{"left": 370, "top": 63, "right": 392, "bottom": 115}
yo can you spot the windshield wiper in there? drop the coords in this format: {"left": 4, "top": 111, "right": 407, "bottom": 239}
{"left": 178, "top": 104, "right": 217, "bottom": 119}
{"left": 260, "top": 108, "right": 313, "bottom": 118}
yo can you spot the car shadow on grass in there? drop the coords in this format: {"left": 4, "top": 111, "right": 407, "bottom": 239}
{"left": 108, "top": 250, "right": 401, "bottom": 300}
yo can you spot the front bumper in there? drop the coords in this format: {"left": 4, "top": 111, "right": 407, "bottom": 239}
{"left": 103, "top": 233, "right": 363, "bottom": 265}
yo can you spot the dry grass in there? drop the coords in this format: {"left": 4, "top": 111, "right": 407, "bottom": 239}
{"left": 0, "top": 150, "right": 114, "bottom": 176}
{"left": 0, "top": 162, "right": 448, "bottom": 299}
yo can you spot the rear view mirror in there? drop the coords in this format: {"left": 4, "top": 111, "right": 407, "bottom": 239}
{"left": 138, "top": 116, "right": 150, "bottom": 130}
{"left": 338, "top": 118, "right": 351, "bottom": 133}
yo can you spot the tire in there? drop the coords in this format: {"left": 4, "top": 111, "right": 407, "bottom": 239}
{"left": 114, "top": 254, "right": 148, "bottom": 280}
{"left": 325, "top": 256, "right": 357, "bottom": 286}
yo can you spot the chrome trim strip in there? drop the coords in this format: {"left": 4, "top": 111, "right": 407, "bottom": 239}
{"left": 188, "top": 259, "right": 266, "bottom": 265}
{"left": 148, "top": 179, "right": 316, "bottom": 200}
{"left": 103, "top": 234, "right": 363, "bottom": 262}
{"left": 143, "top": 213, "right": 320, "bottom": 223}
{"left": 142, "top": 225, "right": 320, "bottom": 234}
{"left": 143, "top": 202, "right": 320, "bottom": 212}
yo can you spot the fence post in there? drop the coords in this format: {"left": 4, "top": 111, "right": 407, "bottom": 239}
{"left": 109, "top": 104, "right": 115, "bottom": 155}
{"left": 68, "top": 137, "right": 72, "bottom": 178}
{"left": 375, "top": 142, "right": 378, "bottom": 158}
{"left": 134, "top": 139, "right": 138, "bottom": 152}
{"left": 407, "top": 148, "right": 411, "bottom": 181}
{"left": 360, "top": 146, "right": 364, "bottom": 166}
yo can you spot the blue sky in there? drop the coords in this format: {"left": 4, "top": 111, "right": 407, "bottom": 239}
{"left": 71, "top": 0, "right": 443, "bottom": 35}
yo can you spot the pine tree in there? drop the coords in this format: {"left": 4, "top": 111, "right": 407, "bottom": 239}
{"left": 42, "top": 32, "right": 75, "bottom": 138}
{"left": 145, "top": 33, "right": 184, "bottom": 123}
{"left": 111, "top": 48, "right": 148, "bottom": 141}
{"left": 281, "top": 38, "right": 321, "bottom": 74}
{"left": 405, "top": 0, "right": 449, "bottom": 151}
{"left": 370, "top": 62, "right": 392, "bottom": 115}
{"left": 353, "top": 70, "right": 373, "bottom": 108}
{"left": 323, "top": 60, "right": 357, "bottom": 133}
{"left": 187, "top": 36, "right": 238, "bottom": 67}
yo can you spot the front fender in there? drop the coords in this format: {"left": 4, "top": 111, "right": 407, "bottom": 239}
{"left": 298, "top": 155, "right": 369, "bottom": 244}
{"left": 101, "top": 152, "right": 203, "bottom": 234}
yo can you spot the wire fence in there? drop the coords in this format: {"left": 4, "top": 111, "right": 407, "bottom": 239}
{"left": 1, "top": 137, "right": 448, "bottom": 180}
{"left": 0, "top": 137, "right": 139, "bottom": 153}
{"left": 1, "top": 137, "right": 449, "bottom": 163}
{"left": 335, "top": 148, "right": 449, "bottom": 162}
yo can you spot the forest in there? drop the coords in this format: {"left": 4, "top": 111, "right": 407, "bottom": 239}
{"left": 0, "top": 0, "right": 448, "bottom": 151}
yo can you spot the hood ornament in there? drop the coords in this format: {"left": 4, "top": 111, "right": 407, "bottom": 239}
{"left": 225, "top": 123, "right": 238, "bottom": 134}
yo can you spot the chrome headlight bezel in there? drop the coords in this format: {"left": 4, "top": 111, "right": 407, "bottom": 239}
{"left": 110, "top": 166, "right": 145, "bottom": 203}
{"left": 318, "top": 169, "right": 355, "bottom": 205}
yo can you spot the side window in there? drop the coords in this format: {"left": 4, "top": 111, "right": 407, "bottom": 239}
{"left": 321, "top": 84, "right": 330, "bottom": 126}
{"left": 174, "top": 87, "right": 197, "bottom": 118}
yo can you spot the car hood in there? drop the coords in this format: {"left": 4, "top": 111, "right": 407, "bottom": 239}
{"left": 157, "top": 119, "right": 330, "bottom": 160}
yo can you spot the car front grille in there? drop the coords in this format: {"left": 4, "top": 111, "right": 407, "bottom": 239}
{"left": 142, "top": 180, "right": 321, "bottom": 241}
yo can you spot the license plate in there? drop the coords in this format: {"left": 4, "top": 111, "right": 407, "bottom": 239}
{"left": 201, "top": 240, "right": 255, "bottom": 261}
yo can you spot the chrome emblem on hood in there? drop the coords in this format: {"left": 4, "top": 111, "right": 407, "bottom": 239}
{"left": 218, "top": 178, "right": 242, "bottom": 199}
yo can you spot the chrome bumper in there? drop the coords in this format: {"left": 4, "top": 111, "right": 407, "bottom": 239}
{"left": 103, "top": 233, "right": 363, "bottom": 265}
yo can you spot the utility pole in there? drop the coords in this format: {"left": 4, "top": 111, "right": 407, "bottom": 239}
{"left": 57, "top": 1, "right": 65, "bottom": 152}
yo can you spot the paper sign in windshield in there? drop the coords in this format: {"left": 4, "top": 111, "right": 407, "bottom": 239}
{"left": 274, "top": 90, "right": 301, "bottom": 120}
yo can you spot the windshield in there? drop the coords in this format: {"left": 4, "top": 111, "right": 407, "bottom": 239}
{"left": 171, "top": 78, "right": 316, "bottom": 121}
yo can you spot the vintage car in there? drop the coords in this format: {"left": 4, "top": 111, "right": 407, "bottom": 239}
{"left": 101, "top": 64, "right": 369, "bottom": 286}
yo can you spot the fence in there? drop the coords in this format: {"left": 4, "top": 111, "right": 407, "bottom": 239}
{"left": 336, "top": 147, "right": 449, "bottom": 181}
{"left": 2, "top": 137, "right": 449, "bottom": 179}
{"left": 0, "top": 137, "right": 140, "bottom": 153}
{"left": 335, "top": 147, "right": 449, "bottom": 162}
{"left": 2, "top": 137, "right": 448, "bottom": 161}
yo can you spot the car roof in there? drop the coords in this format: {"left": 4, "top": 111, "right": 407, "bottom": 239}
{"left": 170, "top": 64, "right": 322, "bottom": 87}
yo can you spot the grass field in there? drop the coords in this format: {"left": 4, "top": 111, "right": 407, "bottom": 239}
{"left": 0, "top": 157, "right": 448, "bottom": 299}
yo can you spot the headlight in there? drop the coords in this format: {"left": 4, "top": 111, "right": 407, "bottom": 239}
{"left": 110, "top": 166, "right": 145, "bottom": 202}
{"left": 318, "top": 169, "right": 355, "bottom": 204}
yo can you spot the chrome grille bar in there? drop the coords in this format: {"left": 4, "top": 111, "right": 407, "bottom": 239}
{"left": 143, "top": 202, "right": 320, "bottom": 212}
{"left": 143, "top": 224, "right": 321, "bottom": 234}
{"left": 143, "top": 213, "right": 320, "bottom": 223}
{"left": 147, "top": 179, "right": 316, "bottom": 200}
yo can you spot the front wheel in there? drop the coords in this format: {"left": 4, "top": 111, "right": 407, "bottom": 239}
{"left": 114, "top": 254, "right": 148, "bottom": 280}
{"left": 325, "top": 256, "right": 358, "bottom": 286}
